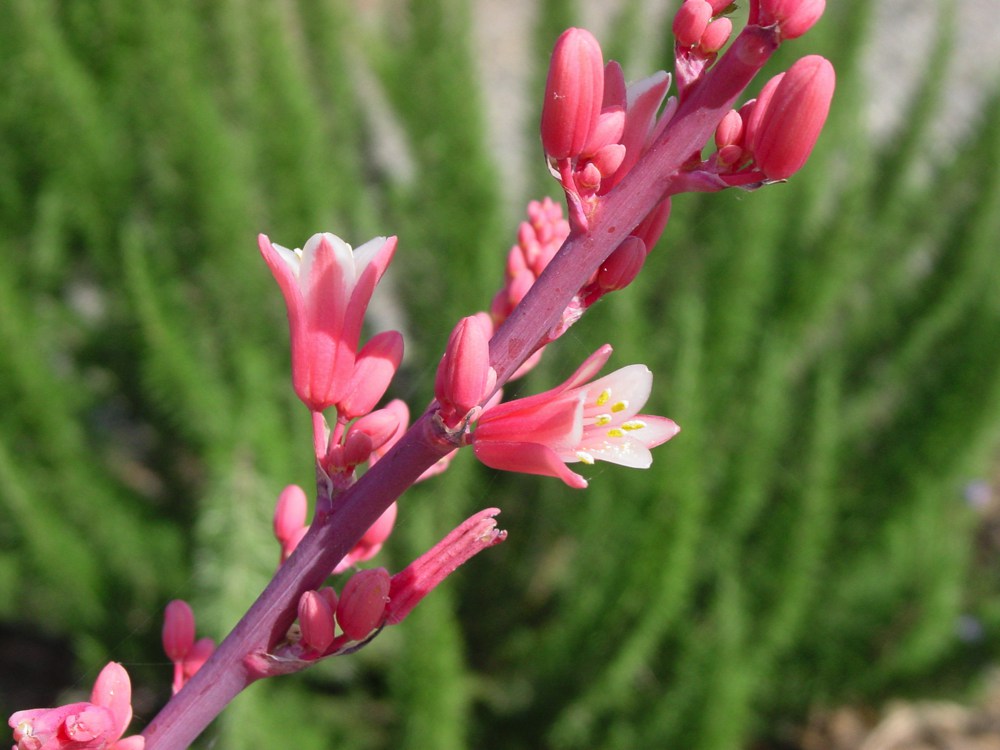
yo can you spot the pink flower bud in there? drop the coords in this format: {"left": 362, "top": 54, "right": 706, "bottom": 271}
{"left": 341, "top": 429, "right": 374, "bottom": 467}
{"left": 337, "top": 330, "right": 404, "bottom": 419}
{"left": 588, "top": 144, "right": 627, "bottom": 180}
{"left": 750, "top": 55, "right": 835, "bottom": 180}
{"left": 298, "top": 590, "right": 336, "bottom": 653}
{"left": 714, "top": 109, "right": 744, "bottom": 149}
{"left": 337, "top": 568, "right": 390, "bottom": 640}
{"left": 758, "top": 0, "right": 826, "bottom": 40}
{"left": 317, "top": 585, "right": 339, "bottom": 614}
{"left": 346, "top": 408, "right": 401, "bottom": 454}
{"left": 699, "top": 17, "right": 732, "bottom": 53}
{"left": 435, "top": 315, "right": 496, "bottom": 426}
{"left": 273, "top": 484, "right": 308, "bottom": 546}
{"left": 581, "top": 108, "right": 626, "bottom": 156}
{"left": 540, "top": 28, "right": 605, "bottom": 159}
{"left": 598, "top": 237, "right": 647, "bottom": 292}
{"left": 743, "top": 73, "right": 783, "bottom": 152}
{"left": 162, "top": 599, "right": 196, "bottom": 662}
{"left": 673, "top": 0, "right": 712, "bottom": 48}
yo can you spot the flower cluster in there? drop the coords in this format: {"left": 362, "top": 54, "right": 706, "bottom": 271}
{"left": 10, "top": 2, "right": 834, "bottom": 747}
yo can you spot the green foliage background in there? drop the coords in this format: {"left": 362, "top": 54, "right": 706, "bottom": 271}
{"left": 2, "top": 0, "right": 1000, "bottom": 748}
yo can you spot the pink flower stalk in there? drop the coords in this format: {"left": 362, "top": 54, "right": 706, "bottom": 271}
{"left": 472, "top": 345, "right": 680, "bottom": 488}
{"left": 435, "top": 315, "right": 497, "bottom": 429}
{"left": 748, "top": 54, "right": 835, "bottom": 180}
{"left": 258, "top": 232, "right": 397, "bottom": 414}
{"left": 9, "top": 663, "right": 144, "bottom": 750}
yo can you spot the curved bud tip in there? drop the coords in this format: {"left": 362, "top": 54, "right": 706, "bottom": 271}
{"left": 673, "top": 0, "right": 713, "bottom": 48}
{"left": 751, "top": 55, "right": 835, "bottom": 180}
{"left": 541, "top": 28, "right": 605, "bottom": 160}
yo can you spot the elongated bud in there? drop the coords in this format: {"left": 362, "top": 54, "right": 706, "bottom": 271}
{"left": 337, "top": 568, "right": 390, "bottom": 640}
{"left": 750, "top": 55, "right": 835, "bottom": 180}
{"left": 541, "top": 28, "right": 605, "bottom": 159}
{"left": 699, "top": 17, "right": 733, "bottom": 53}
{"left": 337, "top": 330, "right": 404, "bottom": 419}
{"left": 435, "top": 315, "right": 497, "bottom": 427}
{"left": 162, "top": 600, "right": 196, "bottom": 662}
{"left": 273, "top": 485, "right": 308, "bottom": 546}
{"left": 758, "top": 0, "right": 825, "bottom": 40}
{"left": 298, "top": 590, "right": 336, "bottom": 653}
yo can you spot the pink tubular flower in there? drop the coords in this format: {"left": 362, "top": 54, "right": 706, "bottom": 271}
{"left": 472, "top": 345, "right": 680, "bottom": 488}
{"left": 749, "top": 55, "right": 835, "bottom": 180}
{"left": 9, "top": 663, "right": 144, "bottom": 750}
{"left": 258, "top": 232, "right": 397, "bottom": 413}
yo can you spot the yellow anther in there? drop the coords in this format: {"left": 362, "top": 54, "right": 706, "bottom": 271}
{"left": 607, "top": 428, "right": 625, "bottom": 438}
{"left": 611, "top": 400, "right": 628, "bottom": 413}
{"left": 595, "top": 388, "right": 611, "bottom": 406}
{"left": 576, "top": 450, "right": 595, "bottom": 464}
{"left": 622, "top": 420, "right": 646, "bottom": 431}
{"left": 594, "top": 414, "right": 612, "bottom": 426}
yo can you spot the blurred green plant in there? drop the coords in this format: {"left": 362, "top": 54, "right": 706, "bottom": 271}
{"left": 2, "top": 0, "right": 999, "bottom": 748}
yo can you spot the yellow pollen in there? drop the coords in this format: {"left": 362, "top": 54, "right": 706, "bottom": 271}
{"left": 595, "top": 389, "right": 611, "bottom": 406}
{"left": 595, "top": 414, "right": 612, "bottom": 425}
{"left": 622, "top": 420, "right": 646, "bottom": 431}
{"left": 611, "top": 400, "right": 628, "bottom": 413}
{"left": 607, "top": 428, "right": 625, "bottom": 438}
{"left": 576, "top": 450, "right": 595, "bottom": 464}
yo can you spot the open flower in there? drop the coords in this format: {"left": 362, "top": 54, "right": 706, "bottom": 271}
{"left": 259, "top": 232, "right": 397, "bottom": 413}
{"left": 472, "top": 345, "right": 679, "bottom": 488}
{"left": 9, "top": 662, "right": 144, "bottom": 750}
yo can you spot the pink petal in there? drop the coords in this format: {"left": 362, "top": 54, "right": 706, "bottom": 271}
{"left": 473, "top": 441, "right": 588, "bottom": 488}
{"left": 90, "top": 662, "right": 133, "bottom": 739}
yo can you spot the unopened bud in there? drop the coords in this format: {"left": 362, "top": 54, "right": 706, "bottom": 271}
{"left": 298, "top": 590, "right": 336, "bottom": 653}
{"left": 337, "top": 568, "right": 390, "bottom": 640}
{"left": 673, "top": 0, "right": 713, "bottom": 48}
{"left": 699, "top": 17, "right": 732, "bottom": 53}
{"left": 435, "top": 315, "right": 496, "bottom": 426}
{"left": 598, "top": 237, "right": 647, "bottom": 292}
{"left": 758, "top": 0, "right": 826, "bottom": 40}
{"left": 541, "top": 28, "right": 605, "bottom": 159}
{"left": 183, "top": 637, "right": 215, "bottom": 679}
{"left": 750, "top": 55, "right": 835, "bottom": 180}
{"left": 273, "top": 485, "right": 308, "bottom": 546}
{"left": 162, "top": 600, "right": 196, "bottom": 662}
{"left": 715, "top": 109, "right": 744, "bottom": 149}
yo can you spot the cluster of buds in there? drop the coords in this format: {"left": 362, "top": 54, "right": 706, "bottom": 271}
{"left": 249, "top": 509, "right": 506, "bottom": 677}
{"left": 10, "top": 3, "right": 835, "bottom": 747}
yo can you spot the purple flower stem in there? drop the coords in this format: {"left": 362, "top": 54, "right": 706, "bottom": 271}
{"left": 140, "top": 24, "right": 778, "bottom": 750}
